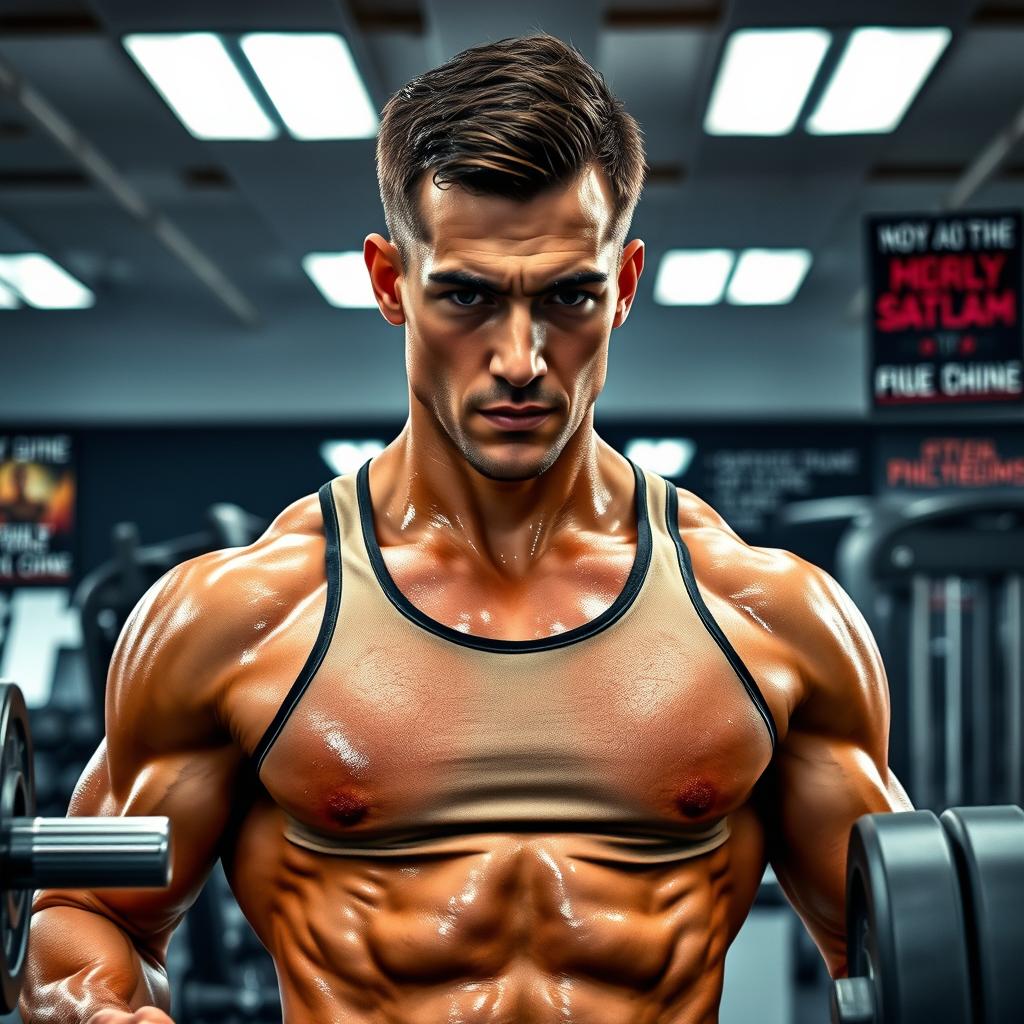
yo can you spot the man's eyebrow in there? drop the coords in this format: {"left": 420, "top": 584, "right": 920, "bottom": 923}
{"left": 426, "top": 269, "right": 608, "bottom": 296}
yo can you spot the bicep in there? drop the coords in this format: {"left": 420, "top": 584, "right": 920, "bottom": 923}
{"left": 761, "top": 730, "right": 908, "bottom": 975}
{"left": 47, "top": 736, "right": 244, "bottom": 952}
{"left": 33, "top": 562, "right": 246, "bottom": 959}
{"left": 759, "top": 560, "right": 911, "bottom": 975}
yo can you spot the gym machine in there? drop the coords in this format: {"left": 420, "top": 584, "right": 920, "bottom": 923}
{"left": 779, "top": 492, "right": 1024, "bottom": 810}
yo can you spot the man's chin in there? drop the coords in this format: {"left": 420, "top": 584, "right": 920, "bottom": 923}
{"left": 459, "top": 441, "right": 558, "bottom": 482}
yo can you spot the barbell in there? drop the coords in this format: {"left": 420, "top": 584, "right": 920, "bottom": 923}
{"left": 0, "top": 680, "right": 171, "bottom": 1013}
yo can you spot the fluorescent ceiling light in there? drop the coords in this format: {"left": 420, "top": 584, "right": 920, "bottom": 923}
{"left": 302, "top": 251, "right": 377, "bottom": 308}
{"left": 807, "top": 27, "right": 951, "bottom": 134}
{"left": 123, "top": 33, "right": 278, "bottom": 140}
{"left": 0, "top": 278, "right": 20, "bottom": 309}
{"left": 320, "top": 439, "right": 386, "bottom": 475}
{"left": 625, "top": 439, "right": 696, "bottom": 478}
{"left": 240, "top": 33, "right": 378, "bottom": 140}
{"left": 0, "top": 254, "right": 94, "bottom": 309}
{"left": 654, "top": 249, "right": 735, "bottom": 305}
{"left": 726, "top": 249, "right": 812, "bottom": 305}
{"left": 705, "top": 29, "right": 832, "bottom": 136}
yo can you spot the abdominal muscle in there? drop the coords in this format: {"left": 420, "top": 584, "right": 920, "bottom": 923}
{"left": 222, "top": 799, "right": 768, "bottom": 1024}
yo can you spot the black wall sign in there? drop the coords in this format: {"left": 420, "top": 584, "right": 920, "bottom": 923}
{"left": 0, "top": 433, "right": 76, "bottom": 586}
{"left": 876, "top": 430, "right": 1024, "bottom": 494}
{"left": 602, "top": 425, "right": 872, "bottom": 575}
{"left": 868, "top": 211, "right": 1023, "bottom": 408}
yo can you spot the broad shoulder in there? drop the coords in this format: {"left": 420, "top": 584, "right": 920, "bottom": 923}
{"left": 106, "top": 491, "right": 327, "bottom": 746}
{"left": 140, "top": 489, "right": 325, "bottom": 636}
{"left": 673, "top": 485, "right": 817, "bottom": 604}
{"left": 179, "top": 489, "right": 326, "bottom": 606}
{"left": 674, "top": 486, "right": 888, "bottom": 739}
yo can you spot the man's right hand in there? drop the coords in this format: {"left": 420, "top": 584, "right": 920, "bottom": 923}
{"left": 85, "top": 1008, "right": 175, "bottom": 1024}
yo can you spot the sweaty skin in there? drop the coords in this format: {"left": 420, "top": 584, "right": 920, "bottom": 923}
{"left": 21, "top": 167, "right": 909, "bottom": 1024}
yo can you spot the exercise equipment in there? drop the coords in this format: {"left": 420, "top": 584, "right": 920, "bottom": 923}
{"left": 832, "top": 811, "right": 972, "bottom": 1023}
{"left": 940, "top": 805, "right": 1024, "bottom": 1024}
{"left": 0, "top": 681, "right": 171, "bottom": 1013}
{"left": 836, "top": 494, "right": 1024, "bottom": 812}
{"left": 779, "top": 493, "right": 1024, "bottom": 812}
{"left": 831, "top": 806, "right": 1024, "bottom": 1024}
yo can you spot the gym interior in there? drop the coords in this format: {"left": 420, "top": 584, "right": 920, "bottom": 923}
{"left": 1, "top": 1, "right": 1023, "bottom": 1022}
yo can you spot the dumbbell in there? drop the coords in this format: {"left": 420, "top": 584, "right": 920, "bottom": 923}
{"left": 0, "top": 680, "right": 172, "bottom": 1013}
{"left": 831, "top": 805, "right": 1024, "bottom": 1024}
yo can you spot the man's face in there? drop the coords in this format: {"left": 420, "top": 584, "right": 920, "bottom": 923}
{"left": 368, "top": 166, "right": 643, "bottom": 481}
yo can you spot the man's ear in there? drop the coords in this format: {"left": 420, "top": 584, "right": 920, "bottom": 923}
{"left": 364, "top": 233, "right": 406, "bottom": 325}
{"left": 612, "top": 238, "right": 645, "bottom": 328}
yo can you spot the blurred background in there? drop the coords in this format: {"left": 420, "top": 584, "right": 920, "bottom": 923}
{"left": 1, "top": 1, "right": 1023, "bottom": 1022}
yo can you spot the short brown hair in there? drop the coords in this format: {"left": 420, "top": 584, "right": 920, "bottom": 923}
{"left": 376, "top": 33, "right": 646, "bottom": 265}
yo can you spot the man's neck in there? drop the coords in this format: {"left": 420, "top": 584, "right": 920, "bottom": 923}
{"left": 368, "top": 417, "right": 635, "bottom": 581}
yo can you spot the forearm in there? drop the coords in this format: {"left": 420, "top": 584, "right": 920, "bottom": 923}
{"left": 788, "top": 892, "right": 847, "bottom": 978}
{"left": 20, "top": 905, "right": 171, "bottom": 1023}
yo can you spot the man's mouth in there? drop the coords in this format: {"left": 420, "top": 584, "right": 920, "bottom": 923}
{"left": 477, "top": 405, "right": 555, "bottom": 431}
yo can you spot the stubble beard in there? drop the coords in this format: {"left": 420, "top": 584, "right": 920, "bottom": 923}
{"left": 444, "top": 405, "right": 571, "bottom": 482}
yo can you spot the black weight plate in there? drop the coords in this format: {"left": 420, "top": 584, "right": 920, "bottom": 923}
{"left": 846, "top": 810, "right": 972, "bottom": 1024}
{"left": 0, "top": 681, "right": 35, "bottom": 1015}
{"left": 941, "top": 805, "right": 1024, "bottom": 1024}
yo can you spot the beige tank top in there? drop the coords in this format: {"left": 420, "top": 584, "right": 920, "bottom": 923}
{"left": 254, "top": 460, "right": 776, "bottom": 864}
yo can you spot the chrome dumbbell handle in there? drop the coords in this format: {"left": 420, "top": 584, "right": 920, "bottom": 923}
{"left": 0, "top": 815, "right": 171, "bottom": 889}
{"left": 831, "top": 977, "right": 875, "bottom": 1023}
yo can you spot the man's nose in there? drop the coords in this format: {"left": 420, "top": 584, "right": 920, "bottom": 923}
{"left": 488, "top": 307, "right": 548, "bottom": 388}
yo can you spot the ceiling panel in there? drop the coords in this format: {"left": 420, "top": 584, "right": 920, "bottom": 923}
{"left": 0, "top": 35, "right": 217, "bottom": 176}
{"left": 599, "top": 28, "right": 715, "bottom": 168}
{"left": 885, "top": 28, "right": 1024, "bottom": 166}
{"left": 88, "top": 0, "right": 357, "bottom": 32}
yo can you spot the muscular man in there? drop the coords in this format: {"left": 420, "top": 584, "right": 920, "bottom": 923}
{"left": 22, "top": 33, "right": 909, "bottom": 1024}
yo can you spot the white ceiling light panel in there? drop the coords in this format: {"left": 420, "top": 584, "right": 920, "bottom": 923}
{"left": 624, "top": 439, "right": 697, "bottom": 478}
{"left": 726, "top": 249, "right": 812, "bottom": 305}
{"left": 0, "top": 278, "right": 20, "bottom": 309}
{"left": 241, "top": 33, "right": 378, "bottom": 140}
{"left": 0, "top": 254, "right": 94, "bottom": 309}
{"left": 123, "top": 33, "right": 279, "bottom": 140}
{"left": 320, "top": 440, "right": 386, "bottom": 475}
{"left": 302, "top": 252, "right": 378, "bottom": 308}
{"left": 705, "top": 29, "right": 832, "bottom": 136}
{"left": 807, "top": 27, "right": 952, "bottom": 134}
{"left": 654, "top": 249, "right": 736, "bottom": 305}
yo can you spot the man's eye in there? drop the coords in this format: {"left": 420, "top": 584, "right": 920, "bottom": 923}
{"left": 551, "top": 290, "right": 592, "bottom": 307}
{"left": 446, "top": 289, "right": 484, "bottom": 307}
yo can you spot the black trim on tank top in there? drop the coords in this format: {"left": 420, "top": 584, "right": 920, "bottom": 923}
{"left": 357, "top": 458, "right": 653, "bottom": 654}
{"left": 664, "top": 483, "right": 778, "bottom": 749}
{"left": 254, "top": 482, "right": 343, "bottom": 775}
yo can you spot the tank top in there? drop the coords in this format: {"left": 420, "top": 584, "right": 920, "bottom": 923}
{"left": 254, "top": 459, "right": 776, "bottom": 864}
